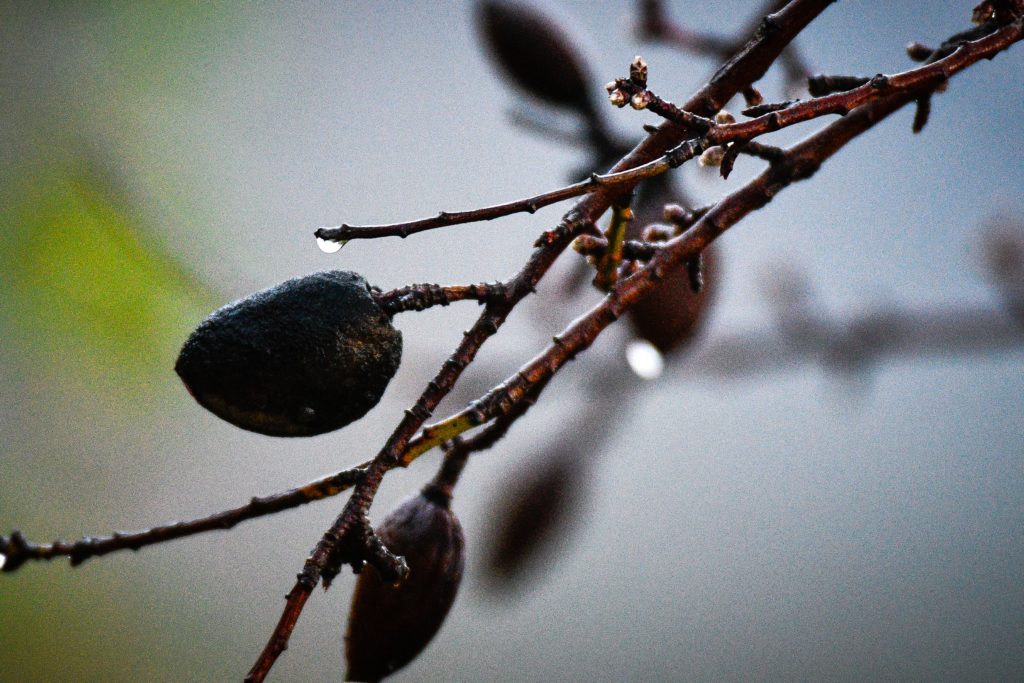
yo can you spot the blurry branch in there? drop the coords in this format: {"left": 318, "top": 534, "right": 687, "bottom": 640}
{"left": 638, "top": 0, "right": 811, "bottom": 93}
{"left": 983, "top": 215, "right": 1024, "bottom": 323}
{"left": 506, "top": 107, "right": 597, "bottom": 150}
{"left": 690, "top": 303, "right": 1024, "bottom": 380}
{"left": 481, "top": 369, "right": 622, "bottom": 590}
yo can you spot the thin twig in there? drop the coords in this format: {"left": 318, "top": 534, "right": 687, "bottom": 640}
{"left": 374, "top": 282, "right": 507, "bottom": 316}
{"left": 323, "top": 25, "right": 1008, "bottom": 247}
{"left": 638, "top": 0, "right": 811, "bottom": 91}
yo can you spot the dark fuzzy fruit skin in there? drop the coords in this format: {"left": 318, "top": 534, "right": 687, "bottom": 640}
{"left": 627, "top": 176, "right": 717, "bottom": 354}
{"left": 629, "top": 245, "right": 717, "bottom": 354}
{"left": 175, "top": 270, "right": 402, "bottom": 437}
{"left": 477, "top": 0, "right": 594, "bottom": 116}
{"left": 345, "top": 490, "right": 465, "bottom": 682}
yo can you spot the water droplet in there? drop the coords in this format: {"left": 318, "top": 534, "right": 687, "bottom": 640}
{"left": 316, "top": 234, "right": 345, "bottom": 254}
{"left": 625, "top": 340, "right": 664, "bottom": 380}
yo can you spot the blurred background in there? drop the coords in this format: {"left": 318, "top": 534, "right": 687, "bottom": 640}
{"left": 2, "top": 1, "right": 1022, "bottom": 681}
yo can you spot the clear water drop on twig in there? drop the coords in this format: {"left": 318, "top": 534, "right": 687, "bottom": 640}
{"left": 316, "top": 233, "right": 346, "bottom": 254}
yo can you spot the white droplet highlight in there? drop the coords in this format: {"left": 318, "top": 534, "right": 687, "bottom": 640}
{"left": 626, "top": 340, "right": 664, "bottom": 380}
{"left": 316, "top": 234, "right": 345, "bottom": 254}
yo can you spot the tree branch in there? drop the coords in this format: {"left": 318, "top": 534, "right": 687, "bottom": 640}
{"left": 246, "top": 2, "right": 838, "bottom": 679}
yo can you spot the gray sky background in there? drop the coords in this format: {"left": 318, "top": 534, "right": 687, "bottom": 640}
{"left": 2, "top": 2, "right": 1022, "bottom": 681}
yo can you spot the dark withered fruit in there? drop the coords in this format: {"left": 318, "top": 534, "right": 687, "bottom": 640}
{"left": 629, "top": 245, "right": 717, "bottom": 353}
{"left": 477, "top": 0, "right": 595, "bottom": 116}
{"left": 345, "top": 486, "right": 465, "bottom": 682}
{"left": 627, "top": 177, "right": 717, "bottom": 354}
{"left": 175, "top": 270, "right": 401, "bottom": 437}
{"left": 484, "top": 449, "right": 583, "bottom": 589}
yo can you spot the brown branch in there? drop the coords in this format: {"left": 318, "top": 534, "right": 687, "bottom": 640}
{"left": 312, "top": 151, "right": 703, "bottom": 245}
{"left": 17, "top": 10, "right": 1012, "bottom": 574}
{"left": 686, "top": 305, "right": 1024, "bottom": 379}
{"left": 246, "top": 2, "right": 837, "bottom": 679}
{"left": 374, "top": 281, "right": 508, "bottom": 316}
{"left": 244, "top": 206, "right": 591, "bottom": 681}
{"left": 638, "top": 0, "right": 811, "bottom": 90}
{"left": 615, "top": 24, "right": 1013, "bottom": 146}
{"left": 0, "top": 468, "right": 364, "bottom": 572}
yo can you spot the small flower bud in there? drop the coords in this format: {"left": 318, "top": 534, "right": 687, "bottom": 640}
{"left": 972, "top": 1, "right": 996, "bottom": 24}
{"left": 609, "top": 89, "right": 628, "bottom": 108}
{"left": 345, "top": 487, "right": 465, "bottom": 681}
{"left": 699, "top": 146, "right": 727, "bottom": 167}
{"left": 642, "top": 223, "right": 675, "bottom": 242}
{"left": 630, "top": 91, "right": 653, "bottom": 110}
{"left": 743, "top": 86, "right": 764, "bottom": 107}
{"left": 905, "top": 41, "right": 933, "bottom": 61}
{"left": 714, "top": 110, "right": 736, "bottom": 125}
{"left": 604, "top": 81, "right": 618, "bottom": 93}
{"left": 629, "top": 55, "right": 648, "bottom": 86}
{"left": 663, "top": 203, "right": 691, "bottom": 227}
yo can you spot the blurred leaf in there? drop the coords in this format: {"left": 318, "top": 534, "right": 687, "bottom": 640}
{"left": 0, "top": 160, "right": 216, "bottom": 389}
{"left": 482, "top": 448, "right": 587, "bottom": 593}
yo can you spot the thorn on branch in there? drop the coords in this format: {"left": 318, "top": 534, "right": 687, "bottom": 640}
{"left": 740, "top": 141, "right": 787, "bottom": 164}
{"left": 363, "top": 527, "right": 411, "bottom": 585}
{"left": 759, "top": 12, "right": 781, "bottom": 37}
{"left": 719, "top": 142, "right": 745, "bottom": 179}
{"left": 912, "top": 95, "right": 932, "bottom": 133}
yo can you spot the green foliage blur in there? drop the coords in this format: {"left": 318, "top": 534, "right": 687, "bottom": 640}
{"left": 1, "top": 159, "right": 214, "bottom": 388}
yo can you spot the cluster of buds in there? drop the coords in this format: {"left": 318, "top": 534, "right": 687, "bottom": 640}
{"left": 606, "top": 55, "right": 652, "bottom": 110}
